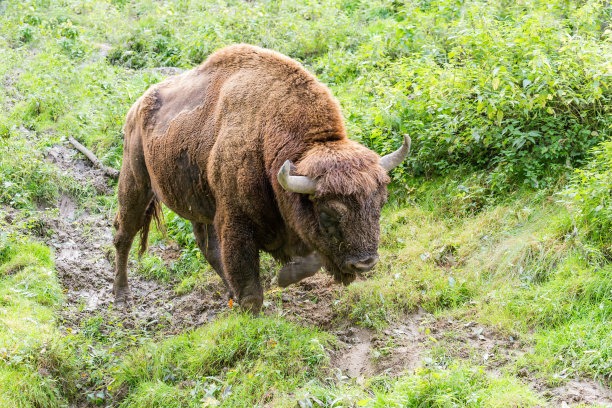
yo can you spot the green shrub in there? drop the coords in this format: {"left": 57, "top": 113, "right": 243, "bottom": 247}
{"left": 562, "top": 139, "right": 612, "bottom": 247}
{"left": 329, "top": 0, "right": 612, "bottom": 191}
{"left": 107, "top": 32, "right": 182, "bottom": 69}
{"left": 0, "top": 138, "right": 60, "bottom": 208}
{"left": 6, "top": 0, "right": 611, "bottom": 196}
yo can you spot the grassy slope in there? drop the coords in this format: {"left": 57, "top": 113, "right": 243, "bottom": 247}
{"left": 1, "top": 0, "right": 611, "bottom": 406}
{"left": 0, "top": 238, "right": 76, "bottom": 407}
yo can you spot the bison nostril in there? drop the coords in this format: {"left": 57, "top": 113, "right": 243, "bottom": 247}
{"left": 346, "top": 255, "right": 379, "bottom": 272}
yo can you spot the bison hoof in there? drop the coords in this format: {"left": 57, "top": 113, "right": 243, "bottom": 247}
{"left": 278, "top": 256, "right": 321, "bottom": 288}
{"left": 113, "top": 286, "right": 132, "bottom": 309}
{"left": 277, "top": 266, "right": 294, "bottom": 288}
{"left": 239, "top": 295, "right": 263, "bottom": 314}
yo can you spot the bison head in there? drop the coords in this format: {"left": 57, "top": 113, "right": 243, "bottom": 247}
{"left": 278, "top": 135, "right": 411, "bottom": 285}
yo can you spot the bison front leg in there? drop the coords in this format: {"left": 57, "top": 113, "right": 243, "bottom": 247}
{"left": 193, "top": 222, "right": 235, "bottom": 300}
{"left": 217, "top": 218, "right": 263, "bottom": 313}
{"left": 278, "top": 253, "right": 323, "bottom": 287}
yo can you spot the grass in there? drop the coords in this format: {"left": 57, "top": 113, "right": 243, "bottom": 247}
{"left": 0, "top": 238, "right": 76, "bottom": 407}
{"left": 114, "top": 312, "right": 333, "bottom": 407}
{"left": 366, "top": 365, "right": 545, "bottom": 408}
{"left": 335, "top": 185, "right": 612, "bottom": 386}
{"left": 292, "top": 364, "right": 545, "bottom": 408}
{"left": 112, "top": 311, "right": 550, "bottom": 407}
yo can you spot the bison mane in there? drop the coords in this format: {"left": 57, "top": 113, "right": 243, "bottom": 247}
{"left": 296, "top": 140, "right": 390, "bottom": 197}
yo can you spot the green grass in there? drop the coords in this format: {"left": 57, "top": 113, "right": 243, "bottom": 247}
{"left": 0, "top": 238, "right": 77, "bottom": 407}
{"left": 2, "top": 0, "right": 611, "bottom": 195}
{"left": 292, "top": 364, "right": 545, "bottom": 408}
{"left": 114, "top": 312, "right": 333, "bottom": 407}
{"left": 366, "top": 365, "right": 545, "bottom": 408}
{"left": 335, "top": 185, "right": 612, "bottom": 385}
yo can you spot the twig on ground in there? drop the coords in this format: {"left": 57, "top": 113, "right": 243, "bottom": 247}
{"left": 68, "top": 136, "right": 120, "bottom": 180}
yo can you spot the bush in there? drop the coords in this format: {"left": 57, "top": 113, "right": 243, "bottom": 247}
{"left": 6, "top": 0, "right": 612, "bottom": 196}
{"left": 107, "top": 32, "right": 182, "bottom": 69}
{"left": 327, "top": 0, "right": 612, "bottom": 191}
{"left": 0, "top": 138, "right": 60, "bottom": 209}
{"left": 561, "top": 139, "right": 612, "bottom": 247}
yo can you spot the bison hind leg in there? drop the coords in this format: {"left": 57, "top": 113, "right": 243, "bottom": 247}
{"left": 113, "top": 188, "right": 155, "bottom": 308}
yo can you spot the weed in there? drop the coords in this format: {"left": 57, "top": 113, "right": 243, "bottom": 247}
{"left": 562, "top": 139, "right": 612, "bottom": 249}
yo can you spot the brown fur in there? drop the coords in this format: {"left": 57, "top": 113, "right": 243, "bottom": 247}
{"left": 113, "top": 44, "right": 395, "bottom": 312}
{"left": 297, "top": 140, "right": 390, "bottom": 197}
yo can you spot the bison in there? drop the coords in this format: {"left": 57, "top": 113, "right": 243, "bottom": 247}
{"left": 113, "top": 44, "right": 411, "bottom": 312}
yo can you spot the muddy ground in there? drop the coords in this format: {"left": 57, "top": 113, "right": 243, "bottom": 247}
{"left": 31, "top": 139, "right": 612, "bottom": 407}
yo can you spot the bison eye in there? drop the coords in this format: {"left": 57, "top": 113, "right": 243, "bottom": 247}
{"left": 319, "top": 210, "right": 341, "bottom": 238}
{"left": 319, "top": 210, "right": 336, "bottom": 227}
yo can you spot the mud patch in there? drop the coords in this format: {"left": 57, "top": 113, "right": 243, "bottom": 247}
{"left": 328, "top": 310, "right": 428, "bottom": 382}
{"left": 58, "top": 194, "right": 77, "bottom": 220}
{"left": 266, "top": 273, "right": 340, "bottom": 329}
{"left": 49, "top": 211, "right": 226, "bottom": 332}
{"left": 42, "top": 142, "right": 227, "bottom": 335}
{"left": 149, "top": 242, "right": 182, "bottom": 265}
{"left": 427, "top": 317, "right": 529, "bottom": 370}
{"left": 426, "top": 316, "right": 612, "bottom": 405}
{"left": 372, "top": 309, "right": 427, "bottom": 375}
{"left": 332, "top": 327, "right": 373, "bottom": 380}
{"left": 540, "top": 379, "right": 612, "bottom": 407}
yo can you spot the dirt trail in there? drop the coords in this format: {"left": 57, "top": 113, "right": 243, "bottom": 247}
{"left": 545, "top": 380, "right": 612, "bottom": 406}
{"left": 429, "top": 317, "right": 612, "bottom": 407}
{"left": 333, "top": 327, "right": 373, "bottom": 380}
{"left": 331, "top": 311, "right": 426, "bottom": 382}
{"left": 46, "top": 142, "right": 225, "bottom": 333}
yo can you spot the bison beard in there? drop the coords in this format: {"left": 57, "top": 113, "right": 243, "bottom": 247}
{"left": 112, "top": 44, "right": 411, "bottom": 313}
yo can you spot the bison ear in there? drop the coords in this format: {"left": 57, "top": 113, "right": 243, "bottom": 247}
{"left": 380, "top": 134, "right": 411, "bottom": 172}
{"left": 277, "top": 160, "right": 317, "bottom": 195}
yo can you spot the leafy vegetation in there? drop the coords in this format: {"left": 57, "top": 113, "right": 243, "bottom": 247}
{"left": 562, "top": 139, "right": 612, "bottom": 248}
{"left": 3, "top": 0, "right": 611, "bottom": 191}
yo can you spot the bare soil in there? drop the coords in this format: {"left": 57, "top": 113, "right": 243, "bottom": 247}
{"left": 45, "top": 142, "right": 226, "bottom": 335}
{"left": 540, "top": 379, "right": 612, "bottom": 407}
{"left": 330, "top": 310, "right": 427, "bottom": 382}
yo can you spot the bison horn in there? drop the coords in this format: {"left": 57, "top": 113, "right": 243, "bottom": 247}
{"left": 380, "top": 134, "right": 412, "bottom": 172}
{"left": 277, "top": 160, "right": 317, "bottom": 194}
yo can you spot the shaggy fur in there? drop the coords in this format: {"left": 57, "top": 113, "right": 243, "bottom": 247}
{"left": 297, "top": 141, "right": 390, "bottom": 197}
{"left": 113, "top": 44, "right": 397, "bottom": 312}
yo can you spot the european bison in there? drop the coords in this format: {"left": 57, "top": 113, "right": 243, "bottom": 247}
{"left": 113, "top": 44, "right": 411, "bottom": 312}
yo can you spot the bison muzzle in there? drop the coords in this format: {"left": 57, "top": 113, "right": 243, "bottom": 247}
{"left": 112, "top": 44, "right": 411, "bottom": 313}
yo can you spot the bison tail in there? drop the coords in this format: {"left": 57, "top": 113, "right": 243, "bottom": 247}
{"left": 138, "top": 197, "right": 165, "bottom": 257}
